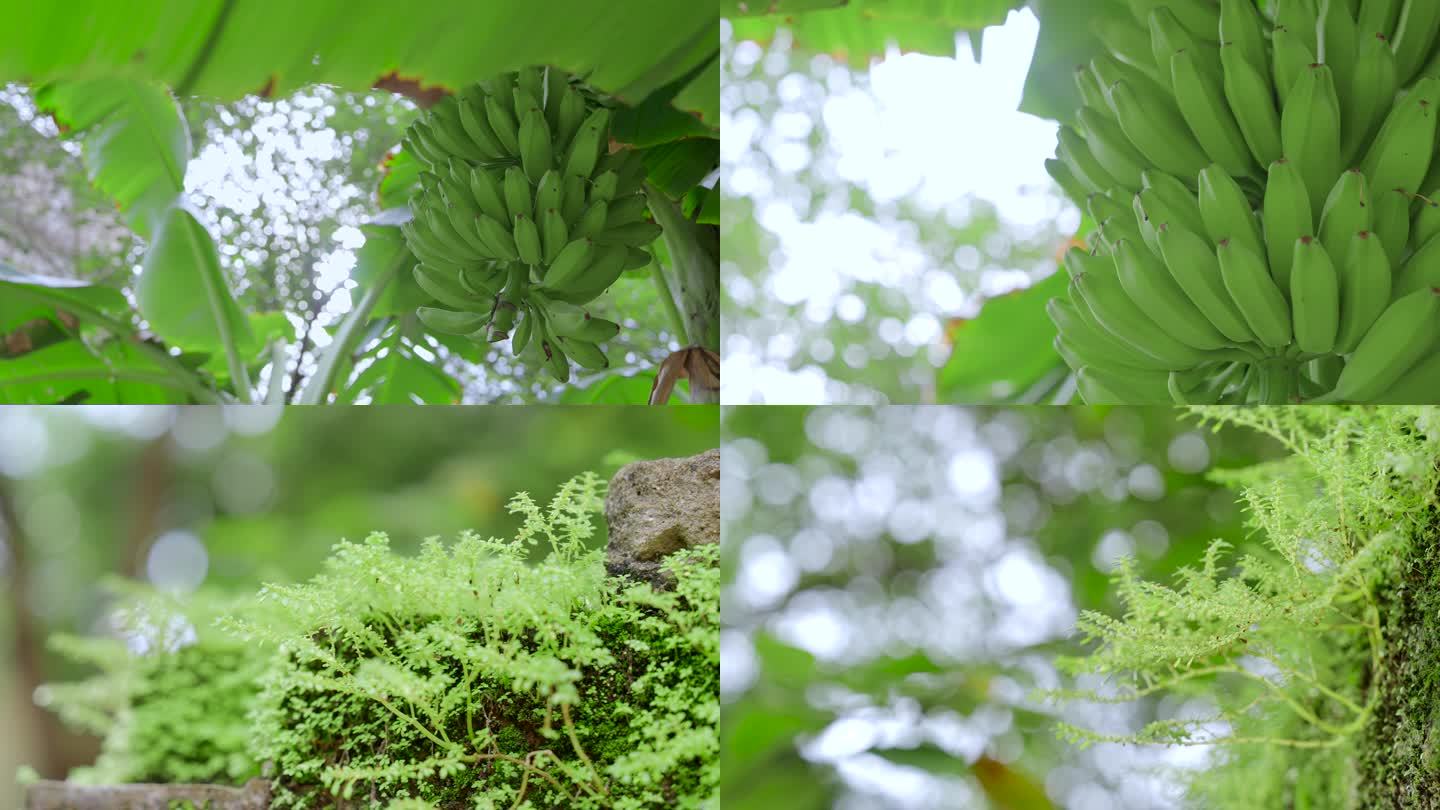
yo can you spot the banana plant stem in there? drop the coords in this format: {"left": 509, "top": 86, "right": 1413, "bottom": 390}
{"left": 649, "top": 259, "right": 689, "bottom": 346}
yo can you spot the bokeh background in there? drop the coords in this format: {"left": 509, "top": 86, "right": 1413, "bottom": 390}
{"left": 721, "top": 405, "right": 1285, "bottom": 809}
{"left": 721, "top": 8, "right": 1079, "bottom": 404}
{"left": 0, "top": 404, "right": 718, "bottom": 806}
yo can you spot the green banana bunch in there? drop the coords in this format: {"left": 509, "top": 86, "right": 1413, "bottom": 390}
{"left": 399, "top": 67, "right": 661, "bottom": 382}
{"left": 1047, "top": 0, "right": 1440, "bottom": 403}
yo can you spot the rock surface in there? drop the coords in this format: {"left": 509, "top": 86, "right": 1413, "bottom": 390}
{"left": 26, "top": 778, "right": 270, "bottom": 809}
{"left": 605, "top": 448, "right": 719, "bottom": 587}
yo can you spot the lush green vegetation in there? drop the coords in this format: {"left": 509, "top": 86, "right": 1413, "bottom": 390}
{"left": 31, "top": 474, "right": 719, "bottom": 809}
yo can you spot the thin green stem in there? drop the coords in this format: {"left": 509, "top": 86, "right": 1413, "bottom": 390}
{"left": 649, "top": 258, "right": 689, "bottom": 345}
{"left": 297, "top": 252, "right": 404, "bottom": 404}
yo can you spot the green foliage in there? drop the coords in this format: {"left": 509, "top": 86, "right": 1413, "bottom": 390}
{"left": 1052, "top": 406, "right": 1440, "bottom": 808}
{"left": 224, "top": 473, "right": 719, "bottom": 808}
{"left": 35, "top": 585, "right": 264, "bottom": 786}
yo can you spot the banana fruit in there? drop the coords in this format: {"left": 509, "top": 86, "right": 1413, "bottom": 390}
{"left": 1049, "top": 0, "right": 1440, "bottom": 403}
{"left": 399, "top": 67, "right": 662, "bottom": 382}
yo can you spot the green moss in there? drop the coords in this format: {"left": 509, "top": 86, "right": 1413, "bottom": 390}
{"left": 1050, "top": 407, "right": 1440, "bottom": 809}
{"left": 1357, "top": 498, "right": 1440, "bottom": 807}
{"left": 228, "top": 473, "right": 719, "bottom": 809}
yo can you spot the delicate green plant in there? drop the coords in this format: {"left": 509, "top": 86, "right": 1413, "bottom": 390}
{"left": 1049, "top": 406, "right": 1440, "bottom": 807}
{"left": 224, "top": 472, "right": 719, "bottom": 809}
{"left": 35, "top": 584, "right": 264, "bottom": 786}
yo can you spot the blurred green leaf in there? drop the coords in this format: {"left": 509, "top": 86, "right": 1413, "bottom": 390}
{"left": 347, "top": 331, "right": 460, "bottom": 404}
{"left": 378, "top": 149, "right": 421, "bottom": 211}
{"left": 723, "top": 0, "right": 847, "bottom": 15}
{"left": 729, "top": 0, "right": 1021, "bottom": 65}
{"left": 0, "top": 266, "right": 131, "bottom": 332}
{"left": 973, "top": 755, "right": 1055, "bottom": 810}
{"left": 938, "top": 270, "right": 1066, "bottom": 402}
{"left": 1020, "top": 0, "right": 1128, "bottom": 123}
{"left": 0, "top": 340, "right": 187, "bottom": 404}
{"left": 3, "top": 3, "right": 718, "bottom": 124}
{"left": 642, "top": 139, "right": 720, "bottom": 198}
{"left": 34, "top": 78, "right": 189, "bottom": 239}
{"left": 558, "top": 372, "right": 689, "bottom": 405}
{"left": 137, "top": 206, "right": 254, "bottom": 354}
{"left": 351, "top": 223, "right": 428, "bottom": 319}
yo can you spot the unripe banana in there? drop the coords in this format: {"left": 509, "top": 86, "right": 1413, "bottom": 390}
{"left": 1109, "top": 80, "right": 1211, "bottom": 179}
{"left": 1045, "top": 3, "right": 1440, "bottom": 402}
{"left": 1221, "top": 42, "right": 1284, "bottom": 167}
{"left": 1360, "top": 0, "right": 1402, "bottom": 38}
{"left": 1220, "top": 0, "right": 1268, "bottom": 75}
{"left": 555, "top": 87, "right": 589, "bottom": 154}
{"left": 1133, "top": 193, "right": 1162, "bottom": 256}
{"left": 1048, "top": 159, "right": 1091, "bottom": 206}
{"left": 1281, "top": 64, "right": 1344, "bottom": 215}
{"left": 1217, "top": 239, "right": 1295, "bottom": 348}
{"left": 1395, "top": 229, "right": 1440, "bottom": 294}
{"left": 1318, "top": 170, "right": 1372, "bottom": 261}
{"left": 606, "top": 194, "right": 650, "bottom": 227}
{"left": 560, "top": 338, "right": 610, "bottom": 370}
{"left": 468, "top": 167, "right": 510, "bottom": 223}
{"left": 1372, "top": 187, "right": 1413, "bottom": 266}
{"left": 1289, "top": 237, "right": 1341, "bottom": 354}
{"left": 1114, "top": 239, "right": 1230, "bottom": 349}
{"left": 576, "top": 200, "right": 609, "bottom": 240}
{"left": 540, "top": 208, "right": 568, "bottom": 265}
{"left": 1272, "top": 26, "right": 1316, "bottom": 107}
{"left": 561, "top": 175, "right": 588, "bottom": 225}
{"left": 510, "top": 303, "right": 534, "bottom": 356}
{"left": 541, "top": 238, "right": 596, "bottom": 290}
{"left": 1130, "top": 0, "right": 1220, "bottom": 42}
{"left": 1416, "top": 191, "right": 1440, "bottom": 248}
{"left": 571, "top": 316, "right": 622, "bottom": 343}
{"left": 476, "top": 215, "right": 519, "bottom": 262}
{"left": 1369, "top": 350, "right": 1440, "bottom": 402}
{"left": 1323, "top": 287, "right": 1440, "bottom": 401}
{"left": 412, "top": 264, "right": 480, "bottom": 311}
{"left": 564, "top": 108, "right": 611, "bottom": 178}
{"left": 596, "top": 221, "right": 663, "bottom": 247}
{"left": 1360, "top": 76, "right": 1440, "bottom": 197}
{"left": 1142, "top": 170, "right": 1206, "bottom": 233}
{"left": 1072, "top": 272, "right": 1212, "bottom": 366}
{"left": 457, "top": 98, "right": 507, "bottom": 159}
{"left": 1076, "top": 365, "right": 1173, "bottom": 404}
{"left": 1345, "top": 33, "right": 1400, "bottom": 161}
{"left": 541, "top": 334, "right": 572, "bottom": 383}
{"left": 1051, "top": 298, "right": 1175, "bottom": 371}
{"left": 544, "top": 245, "right": 628, "bottom": 305}
{"left": 1157, "top": 222, "right": 1258, "bottom": 343}
{"left": 1096, "top": 16, "right": 1162, "bottom": 84}
{"left": 519, "top": 110, "right": 554, "bottom": 184}
{"left": 503, "top": 167, "right": 534, "bottom": 224}
{"left": 1198, "top": 165, "right": 1264, "bottom": 255}
{"left": 484, "top": 95, "right": 520, "bottom": 154}
{"left": 535, "top": 170, "right": 563, "bottom": 216}
{"left": 1392, "top": 0, "right": 1440, "bottom": 83}
{"left": 1335, "top": 230, "right": 1393, "bottom": 352}
{"left": 1058, "top": 127, "right": 1122, "bottom": 195}
{"left": 1263, "top": 159, "right": 1315, "bottom": 293}
{"left": 514, "top": 214, "right": 543, "bottom": 266}
{"left": 1170, "top": 49, "right": 1255, "bottom": 176}
{"left": 417, "top": 307, "right": 490, "bottom": 336}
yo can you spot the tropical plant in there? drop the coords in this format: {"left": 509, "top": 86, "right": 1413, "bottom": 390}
{"left": 0, "top": 4, "right": 718, "bottom": 405}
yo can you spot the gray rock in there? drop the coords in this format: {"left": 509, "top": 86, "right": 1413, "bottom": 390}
{"left": 605, "top": 449, "right": 719, "bottom": 587}
{"left": 26, "top": 778, "right": 270, "bottom": 809}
